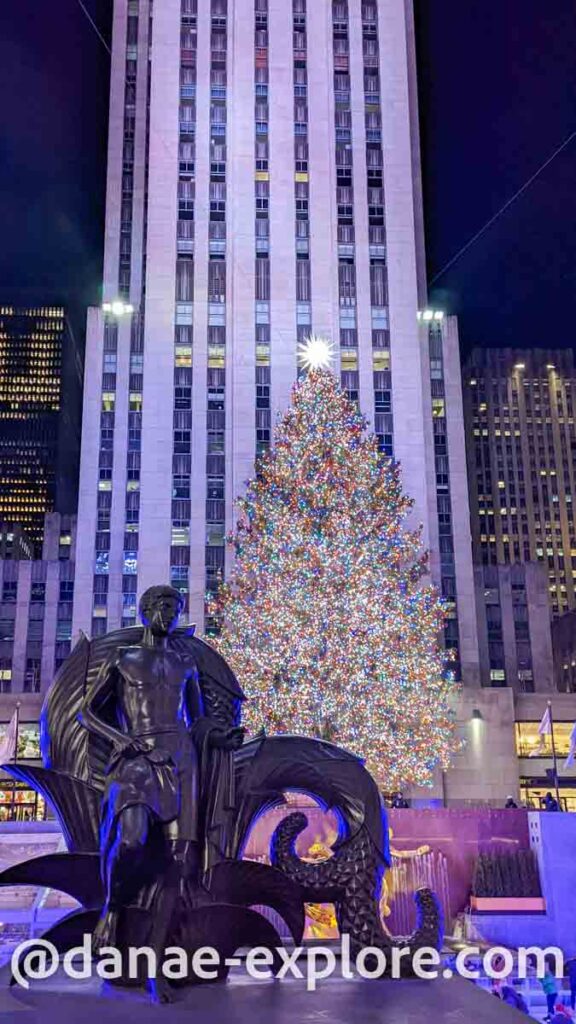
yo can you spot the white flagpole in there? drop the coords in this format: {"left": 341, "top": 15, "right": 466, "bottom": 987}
{"left": 548, "top": 701, "right": 561, "bottom": 809}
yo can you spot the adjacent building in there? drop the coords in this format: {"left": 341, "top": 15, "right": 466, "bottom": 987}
{"left": 0, "top": 514, "right": 76, "bottom": 695}
{"left": 464, "top": 347, "right": 576, "bottom": 618}
{"left": 72, "top": 0, "right": 479, "bottom": 685}
{"left": 0, "top": 306, "right": 82, "bottom": 554}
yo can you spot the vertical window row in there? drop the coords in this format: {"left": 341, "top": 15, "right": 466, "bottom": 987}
{"left": 121, "top": 5, "right": 152, "bottom": 627}
{"left": 429, "top": 323, "right": 460, "bottom": 680}
{"left": 332, "top": 1, "right": 358, "bottom": 403}
{"left": 92, "top": 319, "right": 118, "bottom": 637}
{"left": 92, "top": 3, "right": 140, "bottom": 636}
{"left": 293, "top": 0, "right": 312, "bottom": 365}
{"left": 120, "top": 314, "right": 144, "bottom": 626}
{"left": 361, "top": 0, "right": 392, "bottom": 456}
{"left": 169, "top": 0, "right": 199, "bottom": 613}
{"left": 25, "top": 569, "right": 45, "bottom": 693}
{"left": 254, "top": 0, "right": 271, "bottom": 457}
{"left": 119, "top": 2, "right": 139, "bottom": 298}
{"left": 204, "top": 0, "right": 228, "bottom": 635}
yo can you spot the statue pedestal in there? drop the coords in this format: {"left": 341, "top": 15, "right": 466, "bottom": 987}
{"left": 7, "top": 968, "right": 521, "bottom": 1022}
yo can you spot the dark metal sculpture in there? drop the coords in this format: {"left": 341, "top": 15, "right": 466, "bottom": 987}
{"left": 0, "top": 586, "right": 442, "bottom": 1001}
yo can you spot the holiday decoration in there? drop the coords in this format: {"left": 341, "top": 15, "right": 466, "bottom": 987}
{"left": 209, "top": 366, "right": 460, "bottom": 788}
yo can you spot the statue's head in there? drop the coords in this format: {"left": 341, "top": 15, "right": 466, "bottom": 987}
{"left": 139, "top": 585, "right": 183, "bottom": 637}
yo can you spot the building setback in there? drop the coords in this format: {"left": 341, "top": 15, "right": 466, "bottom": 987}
{"left": 474, "top": 562, "right": 553, "bottom": 692}
{"left": 464, "top": 348, "right": 576, "bottom": 618}
{"left": 72, "top": 0, "right": 478, "bottom": 684}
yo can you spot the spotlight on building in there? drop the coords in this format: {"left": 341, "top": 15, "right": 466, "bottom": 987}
{"left": 417, "top": 309, "right": 444, "bottom": 322}
{"left": 102, "top": 300, "right": 134, "bottom": 316}
{"left": 470, "top": 707, "right": 484, "bottom": 754}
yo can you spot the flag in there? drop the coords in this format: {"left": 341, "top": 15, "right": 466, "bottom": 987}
{"left": 528, "top": 706, "right": 553, "bottom": 757}
{"left": 538, "top": 706, "right": 552, "bottom": 735}
{"left": 565, "top": 723, "right": 576, "bottom": 769}
{"left": 0, "top": 710, "right": 18, "bottom": 764}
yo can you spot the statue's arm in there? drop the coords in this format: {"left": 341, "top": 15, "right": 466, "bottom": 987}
{"left": 185, "top": 665, "right": 206, "bottom": 724}
{"left": 79, "top": 655, "right": 128, "bottom": 749}
{"left": 185, "top": 666, "right": 243, "bottom": 750}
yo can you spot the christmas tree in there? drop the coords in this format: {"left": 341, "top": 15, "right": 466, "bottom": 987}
{"left": 208, "top": 361, "right": 460, "bottom": 788}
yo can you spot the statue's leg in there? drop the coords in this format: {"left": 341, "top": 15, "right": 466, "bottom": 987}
{"left": 93, "top": 804, "right": 150, "bottom": 955}
{"left": 145, "top": 833, "right": 200, "bottom": 1003}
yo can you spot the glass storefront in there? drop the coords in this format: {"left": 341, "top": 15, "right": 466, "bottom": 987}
{"left": 517, "top": 721, "right": 576, "bottom": 812}
{"left": 0, "top": 721, "right": 40, "bottom": 761}
{"left": 515, "top": 720, "right": 574, "bottom": 758}
{"left": 0, "top": 721, "right": 43, "bottom": 820}
{"left": 0, "top": 780, "right": 46, "bottom": 822}
{"left": 519, "top": 784, "right": 576, "bottom": 814}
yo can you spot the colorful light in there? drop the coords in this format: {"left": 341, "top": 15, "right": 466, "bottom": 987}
{"left": 207, "top": 368, "right": 461, "bottom": 789}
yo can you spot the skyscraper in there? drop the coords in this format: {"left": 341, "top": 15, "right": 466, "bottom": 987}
{"left": 73, "top": 0, "right": 479, "bottom": 684}
{"left": 0, "top": 306, "right": 80, "bottom": 553}
{"left": 464, "top": 348, "right": 576, "bottom": 618}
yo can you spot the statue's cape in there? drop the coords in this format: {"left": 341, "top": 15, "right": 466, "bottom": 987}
{"left": 39, "top": 626, "right": 244, "bottom": 790}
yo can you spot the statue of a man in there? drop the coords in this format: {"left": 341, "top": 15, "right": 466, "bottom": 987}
{"left": 80, "top": 585, "right": 243, "bottom": 994}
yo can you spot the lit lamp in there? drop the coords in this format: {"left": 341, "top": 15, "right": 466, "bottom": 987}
{"left": 470, "top": 707, "right": 484, "bottom": 757}
{"left": 102, "top": 300, "right": 134, "bottom": 317}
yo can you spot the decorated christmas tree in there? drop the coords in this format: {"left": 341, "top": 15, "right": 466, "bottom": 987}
{"left": 208, "top": 357, "right": 460, "bottom": 788}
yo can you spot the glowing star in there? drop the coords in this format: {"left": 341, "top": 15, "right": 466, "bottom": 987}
{"left": 298, "top": 335, "right": 335, "bottom": 371}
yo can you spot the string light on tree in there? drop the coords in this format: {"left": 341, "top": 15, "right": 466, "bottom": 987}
{"left": 207, "top": 367, "right": 460, "bottom": 789}
{"left": 297, "top": 334, "right": 335, "bottom": 371}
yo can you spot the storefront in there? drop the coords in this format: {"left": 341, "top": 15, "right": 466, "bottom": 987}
{"left": 0, "top": 720, "right": 45, "bottom": 821}
{"left": 516, "top": 720, "right": 576, "bottom": 812}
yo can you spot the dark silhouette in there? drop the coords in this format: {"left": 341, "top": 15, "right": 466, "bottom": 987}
{"left": 392, "top": 791, "right": 409, "bottom": 809}
{"left": 0, "top": 586, "right": 443, "bottom": 1002}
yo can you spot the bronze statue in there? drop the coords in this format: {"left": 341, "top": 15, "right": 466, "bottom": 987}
{"left": 79, "top": 585, "right": 243, "bottom": 974}
{"left": 0, "top": 585, "right": 442, "bottom": 1003}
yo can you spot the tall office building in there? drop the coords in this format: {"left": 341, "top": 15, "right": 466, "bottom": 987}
{"left": 73, "top": 0, "right": 479, "bottom": 684}
{"left": 0, "top": 306, "right": 80, "bottom": 553}
{"left": 464, "top": 348, "right": 576, "bottom": 618}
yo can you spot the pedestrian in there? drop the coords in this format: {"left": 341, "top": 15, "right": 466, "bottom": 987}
{"left": 542, "top": 792, "right": 560, "bottom": 812}
{"left": 566, "top": 957, "right": 576, "bottom": 1011}
{"left": 541, "top": 966, "right": 559, "bottom": 1021}
{"left": 500, "top": 983, "right": 529, "bottom": 1013}
{"left": 504, "top": 795, "right": 518, "bottom": 809}
{"left": 391, "top": 791, "right": 409, "bottom": 809}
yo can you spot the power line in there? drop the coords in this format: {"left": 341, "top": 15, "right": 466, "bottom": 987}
{"left": 75, "top": 0, "right": 111, "bottom": 56}
{"left": 429, "top": 126, "right": 576, "bottom": 286}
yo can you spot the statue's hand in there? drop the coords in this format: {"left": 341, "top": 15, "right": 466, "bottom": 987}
{"left": 210, "top": 726, "right": 245, "bottom": 751}
{"left": 110, "top": 736, "right": 150, "bottom": 766}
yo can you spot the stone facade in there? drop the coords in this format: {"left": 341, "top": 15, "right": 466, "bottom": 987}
{"left": 474, "top": 562, "right": 553, "bottom": 692}
{"left": 71, "top": 0, "right": 479, "bottom": 687}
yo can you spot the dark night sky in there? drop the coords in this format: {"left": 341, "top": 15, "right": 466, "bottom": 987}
{"left": 1, "top": 1, "right": 576, "bottom": 354}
